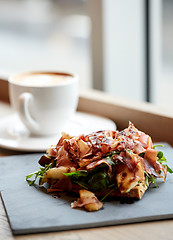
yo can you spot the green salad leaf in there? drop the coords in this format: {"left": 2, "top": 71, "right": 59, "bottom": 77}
{"left": 139, "top": 145, "right": 173, "bottom": 175}
{"left": 63, "top": 170, "right": 88, "bottom": 179}
{"left": 26, "top": 163, "right": 53, "bottom": 186}
{"left": 105, "top": 156, "right": 115, "bottom": 166}
{"left": 139, "top": 152, "right": 145, "bottom": 158}
{"left": 145, "top": 172, "right": 157, "bottom": 188}
{"left": 88, "top": 172, "right": 110, "bottom": 192}
{"left": 156, "top": 148, "right": 173, "bottom": 174}
{"left": 106, "top": 150, "right": 120, "bottom": 158}
{"left": 140, "top": 145, "right": 173, "bottom": 187}
{"left": 153, "top": 144, "right": 164, "bottom": 149}
{"left": 64, "top": 169, "right": 111, "bottom": 192}
{"left": 63, "top": 157, "right": 116, "bottom": 192}
{"left": 166, "top": 165, "right": 173, "bottom": 174}
{"left": 100, "top": 188, "right": 115, "bottom": 202}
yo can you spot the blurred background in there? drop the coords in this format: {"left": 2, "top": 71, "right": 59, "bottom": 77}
{"left": 0, "top": 0, "right": 173, "bottom": 110}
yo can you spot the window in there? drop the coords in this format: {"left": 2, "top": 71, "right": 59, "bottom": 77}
{"left": 0, "top": 0, "right": 173, "bottom": 111}
{"left": 0, "top": 0, "right": 91, "bottom": 90}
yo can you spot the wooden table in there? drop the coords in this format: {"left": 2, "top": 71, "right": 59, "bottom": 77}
{"left": 0, "top": 87, "right": 173, "bottom": 240}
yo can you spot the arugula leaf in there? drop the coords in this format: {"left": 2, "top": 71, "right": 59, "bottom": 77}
{"left": 106, "top": 156, "right": 115, "bottom": 166}
{"left": 106, "top": 150, "right": 120, "bottom": 157}
{"left": 126, "top": 149, "right": 132, "bottom": 154}
{"left": 157, "top": 151, "right": 166, "bottom": 162}
{"left": 166, "top": 165, "right": 173, "bottom": 173}
{"left": 26, "top": 172, "right": 36, "bottom": 180}
{"left": 73, "top": 180, "right": 88, "bottom": 189}
{"left": 145, "top": 172, "right": 157, "bottom": 188}
{"left": 64, "top": 152, "right": 118, "bottom": 192}
{"left": 64, "top": 163, "right": 112, "bottom": 192}
{"left": 64, "top": 171, "right": 89, "bottom": 190}
{"left": 140, "top": 147, "right": 173, "bottom": 175}
{"left": 100, "top": 188, "right": 115, "bottom": 202}
{"left": 153, "top": 144, "right": 164, "bottom": 149}
{"left": 63, "top": 170, "right": 88, "bottom": 179}
{"left": 26, "top": 163, "right": 53, "bottom": 186}
{"left": 88, "top": 172, "right": 110, "bottom": 192}
{"left": 139, "top": 152, "right": 145, "bottom": 158}
{"left": 156, "top": 150, "right": 173, "bottom": 173}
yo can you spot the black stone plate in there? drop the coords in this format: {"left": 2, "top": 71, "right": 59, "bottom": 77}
{"left": 0, "top": 143, "right": 173, "bottom": 235}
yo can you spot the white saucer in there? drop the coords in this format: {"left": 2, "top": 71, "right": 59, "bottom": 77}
{"left": 0, "top": 112, "right": 116, "bottom": 152}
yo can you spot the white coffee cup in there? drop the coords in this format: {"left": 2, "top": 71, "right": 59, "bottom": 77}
{"left": 8, "top": 71, "right": 79, "bottom": 136}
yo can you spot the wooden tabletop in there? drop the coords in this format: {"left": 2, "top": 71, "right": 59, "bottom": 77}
{"left": 0, "top": 95, "right": 173, "bottom": 239}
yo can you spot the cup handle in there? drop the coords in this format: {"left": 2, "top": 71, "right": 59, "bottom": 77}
{"left": 18, "top": 92, "right": 39, "bottom": 132}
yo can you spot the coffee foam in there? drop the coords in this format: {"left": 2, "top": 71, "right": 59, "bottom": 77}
{"left": 13, "top": 74, "right": 72, "bottom": 87}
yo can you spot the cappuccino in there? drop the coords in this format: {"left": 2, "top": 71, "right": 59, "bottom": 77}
{"left": 9, "top": 71, "right": 78, "bottom": 136}
{"left": 12, "top": 73, "right": 73, "bottom": 87}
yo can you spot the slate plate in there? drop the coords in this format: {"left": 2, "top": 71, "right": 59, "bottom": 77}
{"left": 0, "top": 143, "right": 173, "bottom": 235}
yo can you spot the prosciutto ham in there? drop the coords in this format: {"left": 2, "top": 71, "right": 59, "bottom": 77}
{"left": 71, "top": 189, "right": 103, "bottom": 211}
